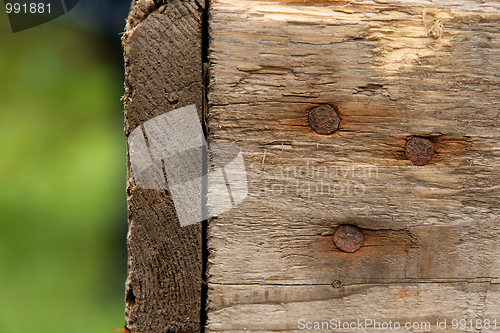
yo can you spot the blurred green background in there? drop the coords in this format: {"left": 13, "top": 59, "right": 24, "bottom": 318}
{"left": 0, "top": 2, "right": 130, "bottom": 332}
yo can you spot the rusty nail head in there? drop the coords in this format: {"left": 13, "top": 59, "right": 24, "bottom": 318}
{"left": 405, "top": 137, "right": 434, "bottom": 166}
{"left": 331, "top": 280, "right": 342, "bottom": 288}
{"left": 308, "top": 104, "right": 340, "bottom": 135}
{"left": 333, "top": 224, "right": 363, "bottom": 253}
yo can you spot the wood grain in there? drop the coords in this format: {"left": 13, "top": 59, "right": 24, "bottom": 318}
{"left": 206, "top": 0, "right": 500, "bottom": 331}
{"left": 123, "top": 1, "right": 205, "bottom": 332}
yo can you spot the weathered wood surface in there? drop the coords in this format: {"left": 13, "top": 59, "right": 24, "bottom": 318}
{"left": 123, "top": 1, "right": 206, "bottom": 332}
{"left": 206, "top": 0, "right": 500, "bottom": 331}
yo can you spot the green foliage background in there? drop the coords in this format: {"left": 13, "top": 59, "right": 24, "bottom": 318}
{"left": 0, "top": 9, "right": 127, "bottom": 333}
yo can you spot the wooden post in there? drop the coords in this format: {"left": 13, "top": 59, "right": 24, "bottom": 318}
{"left": 122, "top": 1, "right": 206, "bottom": 332}
{"left": 124, "top": 0, "right": 500, "bottom": 332}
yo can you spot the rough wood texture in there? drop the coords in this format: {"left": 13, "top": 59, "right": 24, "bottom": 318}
{"left": 123, "top": 1, "right": 205, "bottom": 332}
{"left": 206, "top": 1, "right": 500, "bottom": 331}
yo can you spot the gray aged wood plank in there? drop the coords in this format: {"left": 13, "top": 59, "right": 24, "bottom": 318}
{"left": 206, "top": 0, "right": 500, "bottom": 331}
{"left": 123, "top": 1, "right": 205, "bottom": 332}
{"left": 209, "top": 283, "right": 499, "bottom": 332}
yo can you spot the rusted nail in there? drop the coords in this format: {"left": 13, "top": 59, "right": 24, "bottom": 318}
{"left": 331, "top": 280, "right": 342, "bottom": 288}
{"left": 405, "top": 137, "right": 434, "bottom": 166}
{"left": 308, "top": 104, "right": 340, "bottom": 135}
{"left": 333, "top": 224, "right": 363, "bottom": 253}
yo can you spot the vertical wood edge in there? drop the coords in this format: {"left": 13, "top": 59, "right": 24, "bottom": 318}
{"left": 122, "top": 1, "right": 207, "bottom": 332}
